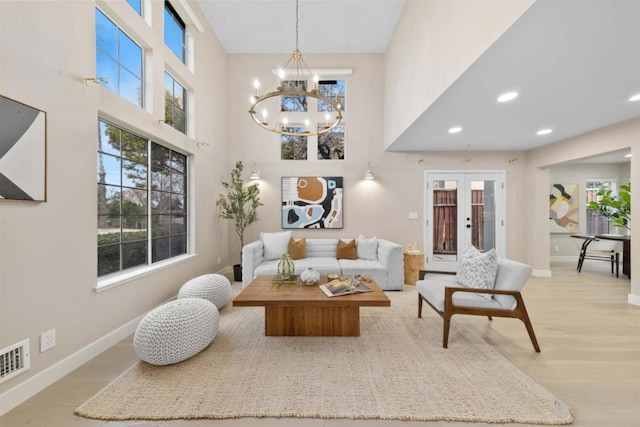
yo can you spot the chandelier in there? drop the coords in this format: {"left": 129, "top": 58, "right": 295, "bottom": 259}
{"left": 248, "top": 0, "right": 343, "bottom": 137}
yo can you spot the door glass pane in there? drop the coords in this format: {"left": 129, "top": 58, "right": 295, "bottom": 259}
{"left": 432, "top": 180, "right": 458, "bottom": 261}
{"left": 470, "top": 180, "right": 496, "bottom": 252}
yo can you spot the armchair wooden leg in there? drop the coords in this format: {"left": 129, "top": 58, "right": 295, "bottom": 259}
{"left": 418, "top": 295, "right": 423, "bottom": 318}
{"left": 488, "top": 316, "right": 493, "bottom": 321}
{"left": 442, "top": 313, "right": 452, "bottom": 348}
{"left": 522, "top": 318, "right": 541, "bottom": 352}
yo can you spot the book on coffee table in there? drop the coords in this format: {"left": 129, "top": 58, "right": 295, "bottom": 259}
{"left": 272, "top": 274, "right": 300, "bottom": 284}
{"left": 319, "top": 279, "right": 372, "bottom": 297}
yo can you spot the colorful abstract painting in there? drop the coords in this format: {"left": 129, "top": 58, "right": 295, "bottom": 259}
{"left": 282, "top": 176, "right": 343, "bottom": 229}
{"left": 550, "top": 183, "right": 579, "bottom": 233}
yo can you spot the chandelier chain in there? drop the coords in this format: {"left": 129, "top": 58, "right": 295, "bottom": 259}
{"left": 295, "top": 0, "right": 299, "bottom": 52}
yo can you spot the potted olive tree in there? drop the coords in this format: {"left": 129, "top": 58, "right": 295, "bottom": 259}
{"left": 586, "top": 182, "right": 631, "bottom": 230}
{"left": 216, "top": 161, "right": 262, "bottom": 281}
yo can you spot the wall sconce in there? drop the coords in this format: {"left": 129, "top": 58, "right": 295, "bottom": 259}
{"left": 85, "top": 77, "right": 109, "bottom": 85}
{"left": 364, "top": 162, "right": 375, "bottom": 180}
{"left": 249, "top": 163, "right": 261, "bottom": 180}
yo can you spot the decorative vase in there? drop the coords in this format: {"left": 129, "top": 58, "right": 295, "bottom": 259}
{"left": 277, "top": 253, "right": 295, "bottom": 279}
{"left": 300, "top": 267, "right": 320, "bottom": 286}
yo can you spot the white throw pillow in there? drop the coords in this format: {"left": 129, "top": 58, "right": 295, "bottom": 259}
{"left": 456, "top": 244, "right": 497, "bottom": 299}
{"left": 356, "top": 234, "right": 378, "bottom": 260}
{"left": 260, "top": 231, "right": 292, "bottom": 261}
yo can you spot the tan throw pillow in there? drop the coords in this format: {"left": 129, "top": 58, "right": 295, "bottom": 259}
{"left": 336, "top": 239, "right": 357, "bottom": 260}
{"left": 288, "top": 237, "right": 307, "bottom": 260}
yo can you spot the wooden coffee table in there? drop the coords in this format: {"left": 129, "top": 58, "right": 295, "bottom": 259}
{"left": 233, "top": 275, "right": 390, "bottom": 336}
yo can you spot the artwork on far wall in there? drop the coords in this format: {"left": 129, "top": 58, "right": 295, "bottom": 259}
{"left": 282, "top": 176, "right": 343, "bottom": 229}
{"left": 549, "top": 183, "right": 579, "bottom": 233}
{"left": 0, "top": 95, "right": 47, "bottom": 201}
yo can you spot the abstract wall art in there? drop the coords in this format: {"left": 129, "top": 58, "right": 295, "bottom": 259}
{"left": 0, "top": 95, "right": 47, "bottom": 201}
{"left": 282, "top": 176, "right": 343, "bottom": 229}
{"left": 549, "top": 183, "right": 579, "bottom": 233}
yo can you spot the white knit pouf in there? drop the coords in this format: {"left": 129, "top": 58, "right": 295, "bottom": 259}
{"left": 178, "top": 273, "right": 232, "bottom": 309}
{"left": 134, "top": 298, "right": 219, "bottom": 366}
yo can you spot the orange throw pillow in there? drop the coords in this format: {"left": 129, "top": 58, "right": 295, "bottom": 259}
{"left": 336, "top": 239, "right": 356, "bottom": 260}
{"left": 288, "top": 237, "right": 307, "bottom": 260}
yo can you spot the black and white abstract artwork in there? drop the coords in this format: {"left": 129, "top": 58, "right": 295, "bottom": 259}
{"left": 0, "top": 95, "right": 46, "bottom": 201}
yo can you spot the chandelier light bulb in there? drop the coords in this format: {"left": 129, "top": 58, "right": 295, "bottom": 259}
{"left": 262, "top": 109, "right": 268, "bottom": 120}
{"left": 249, "top": 96, "right": 257, "bottom": 104}
{"left": 247, "top": 0, "right": 343, "bottom": 137}
{"left": 253, "top": 80, "right": 260, "bottom": 90}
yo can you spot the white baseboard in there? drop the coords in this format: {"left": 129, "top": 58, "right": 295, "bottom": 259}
{"left": 628, "top": 293, "right": 640, "bottom": 307}
{"left": 0, "top": 315, "right": 140, "bottom": 416}
{"left": 550, "top": 256, "right": 578, "bottom": 263}
{"left": 0, "top": 294, "right": 175, "bottom": 416}
{"left": 532, "top": 269, "right": 552, "bottom": 277}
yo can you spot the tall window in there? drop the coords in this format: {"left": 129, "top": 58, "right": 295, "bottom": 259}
{"left": 97, "top": 120, "right": 188, "bottom": 277}
{"left": 126, "top": 0, "right": 142, "bottom": 15}
{"left": 164, "top": 1, "right": 185, "bottom": 63}
{"left": 279, "top": 78, "right": 347, "bottom": 160}
{"left": 95, "top": 8, "right": 143, "bottom": 107}
{"left": 164, "top": 72, "right": 187, "bottom": 134}
{"left": 586, "top": 179, "right": 616, "bottom": 235}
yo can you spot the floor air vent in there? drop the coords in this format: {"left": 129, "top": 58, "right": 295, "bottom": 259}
{"left": 0, "top": 339, "right": 30, "bottom": 384}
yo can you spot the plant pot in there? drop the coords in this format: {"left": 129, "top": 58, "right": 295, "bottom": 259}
{"left": 233, "top": 264, "right": 242, "bottom": 282}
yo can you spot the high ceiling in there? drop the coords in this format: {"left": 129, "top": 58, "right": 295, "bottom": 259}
{"left": 198, "top": 0, "right": 640, "bottom": 154}
{"left": 198, "top": 0, "right": 406, "bottom": 54}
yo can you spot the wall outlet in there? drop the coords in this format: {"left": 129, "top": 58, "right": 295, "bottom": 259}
{"left": 40, "top": 329, "right": 56, "bottom": 352}
{"left": 554, "top": 245, "right": 560, "bottom": 252}
{"left": 217, "top": 257, "right": 222, "bottom": 265}
{"left": 408, "top": 212, "right": 419, "bottom": 220}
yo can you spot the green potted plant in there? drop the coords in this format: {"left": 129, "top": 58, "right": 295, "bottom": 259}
{"left": 216, "top": 161, "right": 263, "bottom": 281}
{"left": 586, "top": 182, "right": 631, "bottom": 230}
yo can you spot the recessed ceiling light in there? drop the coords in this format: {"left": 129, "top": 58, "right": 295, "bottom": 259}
{"left": 624, "top": 153, "right": 632, "bottom": 158}
{"left": 629, "top": 93, "right": 640, "bottom": 102}
{"left": 448, "top": 126, "right": 462, "bottom": 134}
{"left": 497, "top": 92, "right": 518, "bottom": 103}
{"left": 536, "top": 129, "right": 552, "bottom": 135}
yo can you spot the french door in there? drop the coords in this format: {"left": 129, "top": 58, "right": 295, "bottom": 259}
{"left": 424, "top": 171, "right": 506, "bottom": 272}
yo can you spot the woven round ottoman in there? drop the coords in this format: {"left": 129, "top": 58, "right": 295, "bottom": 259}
{"left": 134, "top": 298, "right": 219, "bottom": 366}
{"left": 178, "top": 273, "right": 232, "bottom": 309}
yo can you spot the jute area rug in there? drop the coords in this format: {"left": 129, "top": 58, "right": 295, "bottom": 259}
{"left": 76, "top": 287, "right": 572, "bottom": 424}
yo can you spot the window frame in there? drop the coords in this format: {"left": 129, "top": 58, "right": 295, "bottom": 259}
{"left": 164, "top": 71, "right": 188, "bottom": 134}
{"left": 95, "top": 7, "right": 144, "bottom": 107}
{"left": 97, "top": 119, "right": 191, "bottom": 290}
{"left": 164, "top": 1, "right": 186, "bottom": 63}
{"left": 585, "top": 178, "right": 617, "bottom": 235}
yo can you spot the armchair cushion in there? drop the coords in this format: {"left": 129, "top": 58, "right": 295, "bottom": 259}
{"left": 456, "top": 245, "right": 497, "bottom": 299}
{"left": 416, "top": 274, "right": 502, "bottom": 312}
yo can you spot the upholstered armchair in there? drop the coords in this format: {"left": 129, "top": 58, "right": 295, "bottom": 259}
{"left": 416, "top": 257, "right": 540, "bottom": 352}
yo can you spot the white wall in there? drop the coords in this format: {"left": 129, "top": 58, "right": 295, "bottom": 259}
{"left": 383, "top": 0, "right": 534, "bottom": 147}
{"left": 526, "top": 117, "right": 639, "bottom": 301}
{"left": 226, "top": 53, "right": 532, "bottom": 264}
{"left": 0, "top": 0, "right": 229, "bottom": 397}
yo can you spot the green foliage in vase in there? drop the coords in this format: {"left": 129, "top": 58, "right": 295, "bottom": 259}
{"left": 216, "top": 161, "right": 263, "bottom": 262}
{"left": 586, "top": 182, "right": 631, "bottom": 230}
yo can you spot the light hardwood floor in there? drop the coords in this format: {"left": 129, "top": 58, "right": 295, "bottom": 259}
{"left": 2, "top": 262, "right": 639, "bottom": 426}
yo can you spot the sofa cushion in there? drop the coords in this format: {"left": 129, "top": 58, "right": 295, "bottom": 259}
{"left": 261, "top": 231, "right": 292, "bottom": 260}
{"left": 417, "top": 275, "right": 502, "bottom": 312}
{"left": 288, "top": 237, "right": 306, "bottom": 260}
{"left": 456, "top": 245, "right": 497, "bottom": 299}
{"left": 357, "top": 234, "right": 378, "bottom": 260}
{"left": 336, "top": 239, "right": 357, "bottom": 260}
{"left": 294, "top": 257, "right": 341, "bottom": 275}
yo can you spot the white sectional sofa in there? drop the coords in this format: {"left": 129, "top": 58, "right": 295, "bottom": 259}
{"left": 242, "top": 236, "right": 404, "bottom": 291}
